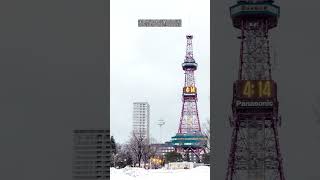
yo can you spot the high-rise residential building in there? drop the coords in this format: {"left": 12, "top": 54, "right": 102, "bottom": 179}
{"left": 133, "top": 102, "right": 150, "bottom": 142}
{"left": 72, "top": 129, "right": 110, "bottom": 180}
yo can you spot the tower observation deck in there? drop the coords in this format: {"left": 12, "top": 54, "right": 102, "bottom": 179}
{"left": 225, "top": 0, "right": 285, "bottom": 180}
{"left": 171, "top": 35, "right": 207, "bottom": 163}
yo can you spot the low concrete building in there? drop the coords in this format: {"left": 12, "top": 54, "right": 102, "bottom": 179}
{"left": 150, "top": 141, "right": 175, "bottom": 156}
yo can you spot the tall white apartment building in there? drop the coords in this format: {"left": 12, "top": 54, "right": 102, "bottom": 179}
{"left": 133, "top": 102, "right": 150, "bottom": 142}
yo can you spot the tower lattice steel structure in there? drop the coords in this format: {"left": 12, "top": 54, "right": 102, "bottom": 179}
{"left": 225, "top": 1, "right": 285, "bottom": 180}
{"left": 171, "top": 35, "right": 207, "bottom": 162}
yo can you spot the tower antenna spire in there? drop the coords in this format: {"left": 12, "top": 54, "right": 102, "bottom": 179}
{"left": 185, "top": 34, "right": 194, "bottom": 62}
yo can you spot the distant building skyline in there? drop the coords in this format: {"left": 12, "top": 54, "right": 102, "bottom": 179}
{"left": 133, "top": 102, "right": 150, "bottom": 142}
{"left": 72, "top": 129, "right": 110, "bottom": 180}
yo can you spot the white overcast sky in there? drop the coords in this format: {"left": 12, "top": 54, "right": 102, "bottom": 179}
{"left": 110, "top": 0, "right": 210, "bottom": 144}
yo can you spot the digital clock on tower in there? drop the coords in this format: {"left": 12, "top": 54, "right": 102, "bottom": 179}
{"left": 237, "top": 80, "right": 275, "bottom": 99}
{"left": 183, "top": 86, "right": 197, "bottom": 95}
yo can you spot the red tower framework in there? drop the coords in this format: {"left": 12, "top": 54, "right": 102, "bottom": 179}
{"left": 225, "top": 1, "right": 285, "bottom": 180}
{"left": 171, "top": 35, "right": 207, "bottom": 162}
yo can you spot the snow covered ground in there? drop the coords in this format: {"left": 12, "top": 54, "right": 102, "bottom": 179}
{"left": 110, "top": 166, "right": 210, "bottom": 180}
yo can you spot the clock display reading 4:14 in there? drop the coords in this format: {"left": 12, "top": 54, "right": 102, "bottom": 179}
{"left": 240, "top": 80, "right": 273, "bottom": 98}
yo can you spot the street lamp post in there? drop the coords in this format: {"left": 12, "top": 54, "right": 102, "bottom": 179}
{"left": 158, "top": 119, "right": 165, "bottom": 143}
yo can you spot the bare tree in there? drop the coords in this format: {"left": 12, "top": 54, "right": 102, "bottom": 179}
{"left": 111, "top": 143, "right": 123, "bottom": 167}
{"left": 111, "top": 143, "right": 134, "bottom": 168}
{"left": 128, "top": 131, "right": 148, "bottom": 167}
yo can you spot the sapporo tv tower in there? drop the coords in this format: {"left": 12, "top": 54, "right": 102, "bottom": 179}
{"left": 171, "top": 35, "right": 207, "bottom": 162}
{"left": 225, "top": 1, "right": 285, "bottom": 180}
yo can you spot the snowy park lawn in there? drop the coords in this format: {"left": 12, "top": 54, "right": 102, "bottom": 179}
{"left": 111, "top": 166, "right": 210, "bottom": 180}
